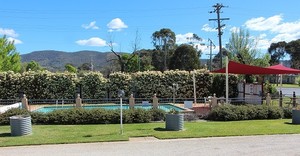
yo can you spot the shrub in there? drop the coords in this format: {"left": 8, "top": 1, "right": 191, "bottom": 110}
{"left": 0, "top": 108, "right": 30, "bottom": 124}
{"left": 149, "top": 108, "right": 165, "bottom": 121}
{"left": 267, "top": 106, "right": 284, "bottom": 119}
{"left": 208, "top": 105, "right": 284, "bottom": 121}
{"left": 282, "top": 108, "right": 292, "bottom": 119}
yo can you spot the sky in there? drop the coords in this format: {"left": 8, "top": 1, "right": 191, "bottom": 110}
{"left": 1, "top": 0, "right": 300, "bottom": 59}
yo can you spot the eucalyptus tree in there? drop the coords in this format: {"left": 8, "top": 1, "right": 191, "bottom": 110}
{"left": 268, "top": 41, "right": 287, "bottom": 65}
{"left": 152, "top": 28, "right": 176, "bottom": 71}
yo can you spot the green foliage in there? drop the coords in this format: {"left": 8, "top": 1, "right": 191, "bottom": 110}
{"left": 121, "top": 54, "right": 139, "bottom": 73}
{"left": 149, "top": 108, "right": 166, "bottom": 121}
{"left": 208, "top": 105, "right": 284, "bottom": 121}
{"left": 263, "top": 80, "right": 278, "bottom": 97}
{"left": 285, "top": 39, "right": 300, "bottom": 69}
{"left": 108, "top": 72, "right": 132, "bottom": 98}
{"left": 0, "top": 108, "right": 165, "bottom": 125}
{"left": 296, "top": 76, "right": 300, "bottom": 86}
{"left": 0, "top": 36, "right": 22, "bottom": 72}
{"left": 211, "top": 74, "right": 239, "bottom": 98}
{"left": 79, "top": 72, "right": 107, "bottom": 99}
{"left": 0, "top": 69, "right": 239, "bottom": 99}
{"left": 25, "top": 60, "right": 44, "bottom": 71}
{"left": 169, "top": 44, "right": 200, "bottom": 71}
{"left": 0, "top": 108, "right": 30, "bottom": 124}
{"left": 65, "top": 64, "right": 77, "bottom": 73}
{"left": 123, "top": 108, "right": 152, "bottom": 123}
{"left": 282, "top": 108, "right": 292, "bottom": 118}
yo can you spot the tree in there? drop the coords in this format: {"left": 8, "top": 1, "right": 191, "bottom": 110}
{"left": 285, "top": 39, "right": 300, "bottom": 69}
{"left": 169, "top": 44, "right": 200, "bottom": 71}
{"left": 226, "top": 28, "right": 270, "bottom": 66}
{"left": 107, "top": 30, "right": 140, "bottom": 73}
{"left": 65, "top": 63, "right": 77, "bottom": 73}
{"left": 226, "top": 28, "right": 270, "bottom": 82}
{"left": 0, "top": 36, "right": 21, "bottom": 72}
{"left": 268, "top": 41, "right": 287, "bottom": 65}
{"left": 133, "top": 49, "right": 155, "bottom": 71}
{"left": 122, "top": 53, "right": 139, "bottom": 72}
{"left": 78, "top": 63, "right": 91, "bottom": 71}
{"left": 152, "top": 28, "right": 176, "bottom": 71}
{"left": 25, "top": 60, "right": 43, "bottom": 71}
{"left": 267, "top": 39, "right": 300, "bottom": 69}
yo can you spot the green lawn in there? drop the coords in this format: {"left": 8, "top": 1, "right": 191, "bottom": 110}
{"left": 0, "top": 119, "right": 300, "bottom": 147}
{"left": 275, "top": 83, "right": 299, "bottom": 88}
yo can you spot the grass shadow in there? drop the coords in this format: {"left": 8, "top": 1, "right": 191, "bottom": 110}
{"left": 0, "top": 133, "right": 11, "bottom": 137}
{"left": 284, "top": 122, "right": 300, "bottom": 125}
{"left": 154, "top": 127, "right": 168, "bottom": 131}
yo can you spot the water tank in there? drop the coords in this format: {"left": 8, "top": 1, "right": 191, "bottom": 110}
{"left": 10, "top": 115, "right": 32, "bottom": 136}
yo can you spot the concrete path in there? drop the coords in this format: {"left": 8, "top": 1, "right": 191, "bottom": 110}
{"left": 1, "top": 134, "right": 300, "bottom": 156}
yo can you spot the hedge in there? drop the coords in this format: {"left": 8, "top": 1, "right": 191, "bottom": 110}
{"left": 207, "top": 105, "right": 285, "bottom": 121}
{"left": 0, "top": 70, "right": 239, "bottom": 99}
{"left": 0, "top": 108, "right": 166, "bottom": 125}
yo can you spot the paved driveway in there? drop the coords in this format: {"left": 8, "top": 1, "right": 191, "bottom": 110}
{"left": 1, "top": 134, "right": 300, "bottom": 156}
{"left": 277, "top": 87, "right": 300, "bottom": 96}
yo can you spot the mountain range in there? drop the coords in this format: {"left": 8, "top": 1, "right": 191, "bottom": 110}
{"left": 21, "top": 50, "right": 117, "bottom": 71}
{"left": 21, "top": 50, "right": 210, "bottom": 72}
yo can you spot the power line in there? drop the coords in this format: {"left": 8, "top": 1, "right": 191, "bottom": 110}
{"left": 209, "top": 3, "right": 229, "bottom": 68}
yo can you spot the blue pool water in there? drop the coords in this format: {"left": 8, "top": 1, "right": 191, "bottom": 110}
{"left": 34, "top": 104, "right": 185, "bottom": 113}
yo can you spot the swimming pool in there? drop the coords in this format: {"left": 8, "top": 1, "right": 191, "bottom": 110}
{"left": 34, "top": 103, "right": 185, "bottom": 113}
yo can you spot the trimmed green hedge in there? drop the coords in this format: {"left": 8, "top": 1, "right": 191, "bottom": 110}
{"left": 207, "top": 105, "right": 286, "bottom": 121}
{"left": 0, "top": 108, "right": 166, "bottom": 125}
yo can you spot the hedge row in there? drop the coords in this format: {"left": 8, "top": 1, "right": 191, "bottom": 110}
{"left": 0, "top": 70, "right": 238, "bottom": 99}
{"left": 207, "top": 105, "right": 287, "bottom": 121}
{"left": 0, "top": 108, "right": 166, "bottom": 125}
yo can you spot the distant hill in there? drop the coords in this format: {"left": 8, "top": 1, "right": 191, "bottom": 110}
{"left": 21, "top": 50, "right": 117, "bottom": 71}
{"left": 21, "top": 50, "right": 210, "bottom": 72}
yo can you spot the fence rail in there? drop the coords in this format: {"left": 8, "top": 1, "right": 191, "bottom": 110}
{"left": 0, "top": 97, "right": 282, "bottom": 106}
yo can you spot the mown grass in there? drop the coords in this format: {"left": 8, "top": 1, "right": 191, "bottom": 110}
{"left": 274, "top": 83, "right": 299, "bottom": 88}
{"left": 0, "top": 119, "right": 300, "bottom": 147}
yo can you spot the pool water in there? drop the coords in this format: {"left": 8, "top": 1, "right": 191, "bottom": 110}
{"left": 34, "top": 104, "right": 185, "bottom": 113}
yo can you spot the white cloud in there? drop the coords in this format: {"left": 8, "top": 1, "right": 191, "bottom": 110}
{"left": 0, "top": 28, "right": 18, "bottom": 37}
{"left": 107, "top": 18, "right": 128, "bottom": 32}
{"left": 76, "top": 37, "right": 107, "bottom": 47}
{"left": 7, "top": 37, "right": 22, "bottom": 44}
{"left": 176, "top": 33, "right": 194, "bottom": 44}
{"left": 229, "top": 27, "right": 240, "bottom": 33}
{"left": 82, "top": 21, "right": 99, "bottom": 30}
{"left": 271, "top": 32, "right": 300, "bottom": 43}
{"left": 271, "top": 20, "right": 300, "bottom": 34}
{"left": 244, "top": 14, "right": 300, "bottom": 46}
{"left": 245, "top": 15, "right": 282, "bottom": 31}
{"left": 201, "top": 24, "right": 217, "bottom": 32}
{"left": 254, "top": 34, "right": 271, "bottom": 50}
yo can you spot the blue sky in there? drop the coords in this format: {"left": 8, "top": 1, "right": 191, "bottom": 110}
{"left": 1, "top": 0, "right": 300, "bottom": 59}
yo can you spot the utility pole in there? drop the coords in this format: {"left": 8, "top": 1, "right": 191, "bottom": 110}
{"left": 206, "top": 38, "right": 216, "bottom": 71}
{"left": 209, "top": 3, "right": 229, "bottom": 68}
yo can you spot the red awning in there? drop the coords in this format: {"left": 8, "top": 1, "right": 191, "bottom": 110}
{"left": 211, "top": 61, "right": 300, "bottom": 75}
{"left": 266, "top": 64, "right": 300, "bottom": 73}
